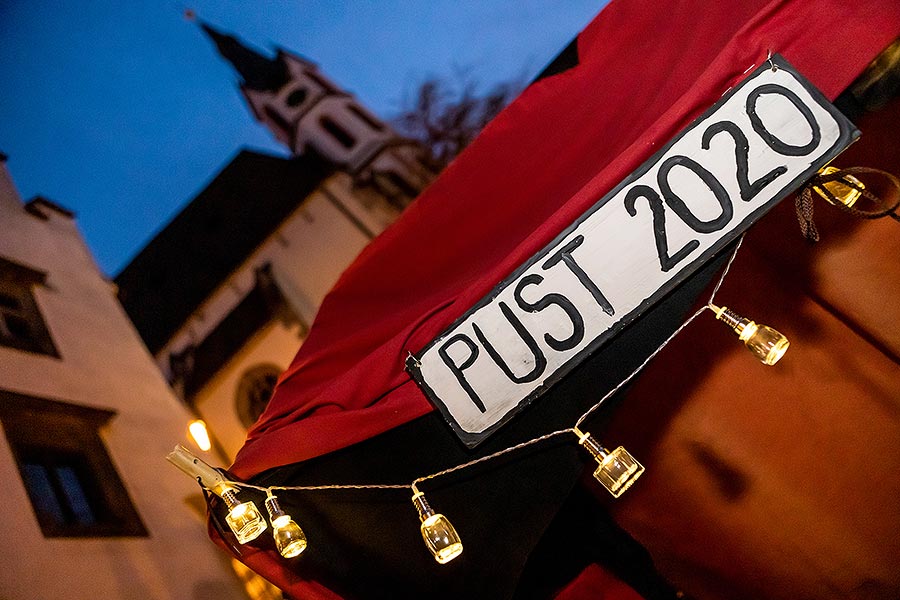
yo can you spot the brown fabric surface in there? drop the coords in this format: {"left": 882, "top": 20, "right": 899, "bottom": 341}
{"left": 606, "top": 97, "right": 900, "bottom": 600}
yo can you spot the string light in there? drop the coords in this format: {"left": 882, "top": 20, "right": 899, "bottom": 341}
{"left": 264, "top": 491, "right": 308, "bottom": 558}
{"left": 572, "top": 427, "right": 644, "bottom": 497}
{"left": 410, "top": 483, "right": 463, "bottom": 564}
{"left": 813, "top": 165, "right": 864, "bottom": 207}
{"left": 796, "top": 166, "right": 900, "bottom": 243}
{"left": 166, "top": 234, "right": 789, "bottom": 564}
{"left": 167, "top": 446, "right": 267, "bottom": 544}
{"left": 220, "top": 489, "right": 268, "bottom": 545}
{"left": 707, "top": 304, "right": 789, "bottom": 365}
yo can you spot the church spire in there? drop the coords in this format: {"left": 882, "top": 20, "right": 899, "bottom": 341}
{"left": 193, "top": 16, "right": 434, "bottom": 204}
{"left": 199, "top": 21, "right": 288, "bottom": 92}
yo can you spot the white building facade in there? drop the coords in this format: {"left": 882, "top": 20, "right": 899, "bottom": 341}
{"left": 0, "top": 155, "right": 247, "bottom": 600}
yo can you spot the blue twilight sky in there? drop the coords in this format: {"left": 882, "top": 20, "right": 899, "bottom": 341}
{"left": 0, "top": 1, "right": 607, "bottom": 276}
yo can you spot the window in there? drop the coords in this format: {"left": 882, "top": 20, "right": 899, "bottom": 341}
{"left": 236, "top": 364, "right": 281, "bottom": 429}
{"left": 386, "top": 171, "right": 420, "bottom": 199}
{"left": 285, "top": 87, "right": 308, "bottom": 107}
{"left": 0, "top": 256, "right": 58, "bottom": 357}
{"left": 19, "top": 447, "right": 106, "bottom": 529}
{"left": 319, "top": 116, "right": 356, "bottom": 149}
{"left": 0, "top": 391, "right": 147, "bottom": 538}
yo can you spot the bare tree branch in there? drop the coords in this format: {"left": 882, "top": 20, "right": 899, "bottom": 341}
{"left": 393, "top": 74, "right": 522, "bottom": 170}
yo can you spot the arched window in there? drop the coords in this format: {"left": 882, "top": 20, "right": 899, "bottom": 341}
{"left": 235, "top": 364, "right": 281, "bottom": 429}
{"left": 319, "top": 116, "right": 356, "bottom": 149}
{"left": 285, "top": 87, "right": 308, "bottom": 107}
{"left": 386, "top": 171, "right": 420, "bottom": 198}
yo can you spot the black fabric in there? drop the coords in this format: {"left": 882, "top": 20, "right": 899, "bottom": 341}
{"left": 533, "top": 39, "right": 581, "bottom": 83}
{"left": 512, "top": 485, "right": 680, "bottom": 600}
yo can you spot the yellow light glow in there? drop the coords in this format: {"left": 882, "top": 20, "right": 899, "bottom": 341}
{"left": 230, "top": 502, "right": 249, "bottom": 518}
{"left": 814, "top": 166, "right": 864, "bottom": 208}
{"left": 420, "top": 513, "right": 463, "bottom": 564}
{"left": 737, "top": 322, "right": 790, "bottom": 366}
{"left": 595, "top": 447, "right": 645, "bottom": 497}
{"left": 710, "top": 305, "right": 789, "bottom": 366}
{"left": 411, "top": 487, "right": 463, "bottom": 564}
{"left": 272, "top": 515, "right": 308, "bottom": 558}
{"left": 265, "top": 492, "right": 309, "bottom": 558}
{"left": 223, "top": 495, "right": 267, "bottom": 544}
{"left": 574, "top": 428, "right": 644, "bottom": 497}
{"left": 188, "top": 419, "right": 211, "bottom": 451}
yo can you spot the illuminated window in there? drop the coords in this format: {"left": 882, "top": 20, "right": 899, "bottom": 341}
{"left": 0, "top": 390, "right": 147, "bottom": 538}
{"left": 236, "top": 364, "right": 281, "bottom": 429}
{"left": 0, "top": 256, "right": 58, "bottom": 357}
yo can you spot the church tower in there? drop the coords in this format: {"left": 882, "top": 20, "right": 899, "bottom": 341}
{"left": 199, "top": 22, "right": 434, "bottom": 206}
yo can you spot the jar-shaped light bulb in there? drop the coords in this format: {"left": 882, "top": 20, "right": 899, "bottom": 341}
{"left": 710, "top": 304, "right": 789, "bottom": 365}
{"left": 219, "top": 488, "right": 267, "bottom": 544}
{"left": 575, "top": 428, "right": 644, "bottom": 497}
{"left": 411, "top": 486, "right": 463, "bottom": 564}
{"left": 264, "top": 493, "right": 307, "bottom": 558}
{"left": 165, "top": 446, "right": 267, "bottom": 545}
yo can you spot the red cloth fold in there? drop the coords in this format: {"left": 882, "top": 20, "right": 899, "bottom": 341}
{"left": 221, "top": 2, "right": 900, "bottom": 597}
{"left": 554, "top": 564, "right": 647, "bottom": 600}
{"left": 232, "top": 0, "right": 900, "bottom": 482}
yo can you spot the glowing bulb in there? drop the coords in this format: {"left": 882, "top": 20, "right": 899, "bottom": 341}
{"left": 264, "top": 493, "right": 307, "bottom": 558}
{"left": 709, "top": 304, "right": 789, "bottom": 365}
{"left": 188, "top": 419, "right": 211, "bottom": 452}
{"left": 221, "top": 488, "right": 268, "bottom": 544}
{"left": 165, "top": 446, "right": 267, "bottom": 544}
{"left": 574, "top": 428, "right": 644, "bottom": 497}
{"left": 410, "top": 485, "right": 462, "bottom": 564}
{"left": 813, "top": 166, "right": 864, "bottom": 208}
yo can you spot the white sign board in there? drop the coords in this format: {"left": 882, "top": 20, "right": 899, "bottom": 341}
{"left": 407, "top": 56, "right": 858, "bottom": 447}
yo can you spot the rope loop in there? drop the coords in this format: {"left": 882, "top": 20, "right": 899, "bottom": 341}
{"left": 797, "top": 167, "right": 900, "bottom": 242}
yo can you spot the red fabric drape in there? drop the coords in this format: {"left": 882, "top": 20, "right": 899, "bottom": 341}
{"left": 219, "top": 0, "right": 900, "bottom": 598}
{"left": 232, "top": 0, "right": 900, "bottom": 480}
{"left": 554, "top": 564, "right": 647, "bottom": 600}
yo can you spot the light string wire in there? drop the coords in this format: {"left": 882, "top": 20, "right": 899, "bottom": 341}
{"left": 236, "top": 235, "right": 745, "bottom": 497}
{"left": 576, "top": 233, "right": 745, "bottom": 429}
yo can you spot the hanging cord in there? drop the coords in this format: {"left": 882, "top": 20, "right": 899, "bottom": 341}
{"left": 232, "top": 235, "right": 747, "bottom": 498}
{"left": 240, "top": 429, "right": 574, "bottom": 495}
{"left": 796, "top": 167, "right": 900, "bottom": 242}
{"left": 411, "top": 428, "right": 574, "bottom": 489}
{"left": 263, "top": 482, "right": 408, "bottom": 492}
{"left": 200, "top": 477, "right": 243, "bottom": 556}
{"left": 575, "top": 234, "right": 744, "bottom": 429}
{"left": 795, "top": 186, "right": 820, "bottom": 242}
